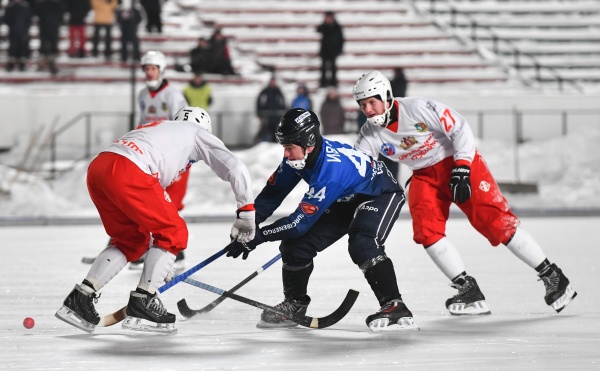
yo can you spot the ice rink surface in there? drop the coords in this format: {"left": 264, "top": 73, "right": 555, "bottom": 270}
{"left": 1, "top": 217, "right": 599, "bottom": 370}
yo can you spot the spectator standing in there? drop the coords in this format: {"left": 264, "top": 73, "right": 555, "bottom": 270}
{"left": 3, "top": 0, "right": 33, "bottom": 71}
{"left": 316, "top": 11, "right": 344, "bottom": 87}
{"left": 189, "top": 37, "right": 211, "bottom": 74}
{"left": 91, "top": 0, "right": 118, "bottom": 59}
{"left": 208, "top": 26, "right": 235, "bottom": 75}
{"left": 139, "top": 0, "right": 161, "bottom": 33}
{"left": 291, "top": 82, "right": 312, "bottom": 110}
{"left": 116, "top": 0, "right": 142, "bottom": 63}
{"left": 67, "top": 0, "right": 91, "bottom": 58}
{"left": 255, "top": 76, "right": 287, "bottom": 143}
{"left": 35, "top": 0, "right": 65, "bottom": 75}
{"left": 390, "top": 67, "right": 408, "bottom": 97}
{"left": 183, "top": 73, "right": 213, "bottom": 110}
{"left": 319, "top": 87, "right": 345, "bottom": 134}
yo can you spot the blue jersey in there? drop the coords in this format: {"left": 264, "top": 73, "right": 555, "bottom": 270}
{"left": 256, "top": 138, "right": 402, "bottom": 241}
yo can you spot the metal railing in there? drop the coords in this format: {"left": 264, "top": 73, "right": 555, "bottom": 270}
{"left": 417, "top": 0, "right": 585, "bottom": 92}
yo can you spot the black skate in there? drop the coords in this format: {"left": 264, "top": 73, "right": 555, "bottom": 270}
{"left": 538, "top": 263, "right": 577, "bottom": 313}
{"left": 256, "top": 296, "right": 310, "bottom": 329}
{"left": 55, "top": 284, "right": 101, "bottom": 333}
{"left": 122, "top": 290, "right": 177, "bottom": 334}
{"left": 366, "top": 299, "right": 420, "bottom": 332}
{"left": 445, "top": 276, "right": 491, "bottom": 315}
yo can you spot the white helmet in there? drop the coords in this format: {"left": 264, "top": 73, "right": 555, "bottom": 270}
{"left": 352, "top": 70, "right": 394, "bottom": 127}
{"left": 141, "top": 51, "right": 167, "bottom": 90}
{"left": 173, "top": 106, "right": 212, "bottom": 133}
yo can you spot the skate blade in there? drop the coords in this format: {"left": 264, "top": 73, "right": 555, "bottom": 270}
{"left": 368, "top": 317, "right": 420, "bottom": 332}
{"left": 256, "top": 318, "right": 299, "bottom": 329}
{"left": 552, "top": 285, "right": 577, "bottom": 313}
{"left": 448, "top": 300, "right": 491, "bottom": 316}
{"left": 55, "top": 305, "right": 96, "bottom": 333}
{"left": 122, "top": 316, "right": 177, "bottom": 335}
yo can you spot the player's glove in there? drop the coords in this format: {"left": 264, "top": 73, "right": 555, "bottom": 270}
{"left": 230, "top": 205, "right": 256, "bottom": 244}
{"left": 449, "top": 165, "right": 471, "bottom": 204}
{"left": 226, "top": 230, "right": 265, "bottom": 260}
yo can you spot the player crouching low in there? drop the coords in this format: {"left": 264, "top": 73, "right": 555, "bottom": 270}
{"left": 55, "top": 106, "right": 256, "bottom": 334}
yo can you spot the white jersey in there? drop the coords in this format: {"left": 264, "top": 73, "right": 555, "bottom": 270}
{"left": 355, "top": 97, "right": 475, "bottom": 170}
{"left": 138, "top": 81, "right": 188, "bottom": 124}
{"left": 104, "top": 120, "right": 253, "bottom": 208}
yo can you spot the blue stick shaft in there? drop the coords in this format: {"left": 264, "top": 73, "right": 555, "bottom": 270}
{"left": 158, "top": 247, "right": 227, "bottom": 293}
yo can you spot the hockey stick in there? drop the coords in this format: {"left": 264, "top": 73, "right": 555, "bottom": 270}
{"left": 97, "top": 246, "right": 228, "bottom": 327}
{"left": 178, "top": 253, "right": 282, "bottom": 318}
{"left": 183, "top": 277, "right": 359, "bottom": 329}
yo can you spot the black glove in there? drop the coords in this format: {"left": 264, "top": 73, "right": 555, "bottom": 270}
{"left": 449, "top": 165, "right": 471, "bottom": 204}
{"left": 226, "top": 230, "right": 266, "bottom": 260}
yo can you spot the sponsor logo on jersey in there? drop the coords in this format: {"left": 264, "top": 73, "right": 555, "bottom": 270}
{"left": 381, "top": 143, "right": 396, "bottom": 156}
{"left": 162, "top": 103, "right": 168, "bottom": 112}
{"left": 263, "top": 213, "right": 305, "bottom": 235}
{"left": 300, "top": 202, "right": 318, "bottom": 215}
{"left": 267, "top": 172, "right": 277, "bottom": 185}
{"left": 479, "top": 181, "right": 491, "bottom": 192}
{"left": 426, "top": 100, "right": 438, "bottom": 113}
{"left": 295, "top": 111, "right": 311, "bottom": 123}
{"left": 415, "top": 123, "right": 427, "bottom": 132}
{"left": 399, "top": 133, "right": 438, "bottom": 161}
{"left": 399, "top": 136, "right": 418, "bottom": 149}
{"left": 164, "top": 190, "right": 172, "bottom": 203}
{"left": 148, "top": 105, "right": 157, "bottom": 114}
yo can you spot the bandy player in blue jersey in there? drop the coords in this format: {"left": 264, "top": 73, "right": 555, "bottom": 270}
{"left": 225, "top": 108, "right": 419, "bottom": 332}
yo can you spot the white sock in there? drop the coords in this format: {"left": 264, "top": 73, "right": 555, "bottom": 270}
{"left": 425, "top": 237, "right": 466, "bottom": 281}
{"left": 86, "top": 245, "right": 128, "bottom": 290}
{"left": 137, "top": 246, "right": 176, "bottom": 294}
{"left": 505, "top": 227, "right": 547, "bottom": 269}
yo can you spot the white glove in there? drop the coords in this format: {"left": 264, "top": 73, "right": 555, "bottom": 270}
{"left": 230, "top": 208, "right": 256, "bottom": 244}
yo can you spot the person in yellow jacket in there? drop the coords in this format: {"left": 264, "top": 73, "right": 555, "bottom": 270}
{"left": 183, "top": 73, "right": 213, "bottom": 110}
{"left": 91, "top": 0, "right": 118, "bottom": 59}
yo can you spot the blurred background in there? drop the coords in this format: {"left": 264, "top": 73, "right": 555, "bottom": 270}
{"left": 1, "top": 0, "right": 599, "bottom": 220}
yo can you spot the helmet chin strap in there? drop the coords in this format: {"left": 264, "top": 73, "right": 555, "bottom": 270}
{"left": 286, "top": 150, "right": 309, "bottom": 170}
{"left": 366, "top": 100, "right": 393, "bottom": 127}
{"left": 146, "top": 77, "right": 163, "bottom": 90}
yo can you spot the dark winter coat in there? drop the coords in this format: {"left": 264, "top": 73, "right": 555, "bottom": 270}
{"left": 316, "top": 21, "right": 344, "bottom": 59}
{"left": 3, "top": 0, "right": 33, "bottom": 36}
{"left": 116, "top": 5, "right": 142, "bottom": 37}
{"left": 320, "top": 98, "right": 346, "bottom": 135}
{"left": 67, "top": 0, "right": 90, "bottom": 25}
{"left": 256, "top": 86, "right": 286, "bottom": 117}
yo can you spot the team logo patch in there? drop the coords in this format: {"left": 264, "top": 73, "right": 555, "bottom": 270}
{"left": 479, "top": 181, "right": 490, "bottom": 192}
{"left": 164, "top": 190, "right": 172, "bottom": 203}
{"left": 162, "top": 103, "right": 168, "bottom": 112}
{"left": 399, "top": 136, "right": 418, "bottom": 149}
{"left": 415, "top": 122, "right": 427, "bottom": 132}
{"left": 148, "top": 105, "right": 157, "bottom": 114}
{"left": 381, "top": 143, "right": 396, "bottom": 156}
{"left": 267, "top": 172, "right": 276, "bottom": 185}
{"left": 300, "top": 202, "right": 318, "bottom": 215}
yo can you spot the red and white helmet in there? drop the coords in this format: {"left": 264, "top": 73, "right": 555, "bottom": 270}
{"left": 174, "top": 106, "right": 212, "bottom": 133}
{"left": 141, "top": 51, "right": 167, "bottom": 90}
{"left": 352, "top": 70, "right": 394, "bottom": 127}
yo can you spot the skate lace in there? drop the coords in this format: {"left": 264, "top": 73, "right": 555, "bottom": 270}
{"left": 538, "top": 271, "right": 559, "bottom": 295}
{"left": 146, "top": 295, "right": 168, "bottom": 316}
{"left": 87, "top": 293, "right": 101, "bottom": 316}
{"left": 449, "top": 280, "right": 473, "bottom": 298}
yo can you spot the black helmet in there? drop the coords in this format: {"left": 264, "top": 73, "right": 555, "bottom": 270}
{"left": 275, "top": 108, "right": 321, "bottom": 148}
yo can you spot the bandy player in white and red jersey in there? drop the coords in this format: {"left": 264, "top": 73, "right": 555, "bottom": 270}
{"left": 137, "top": 51, "right": 190, "bottom": 268}
{"left": 353, "top": 70, "right": 576, "bottom": 315}
{"left": 56, "top": 107, "right": 256, "bottom": 334}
